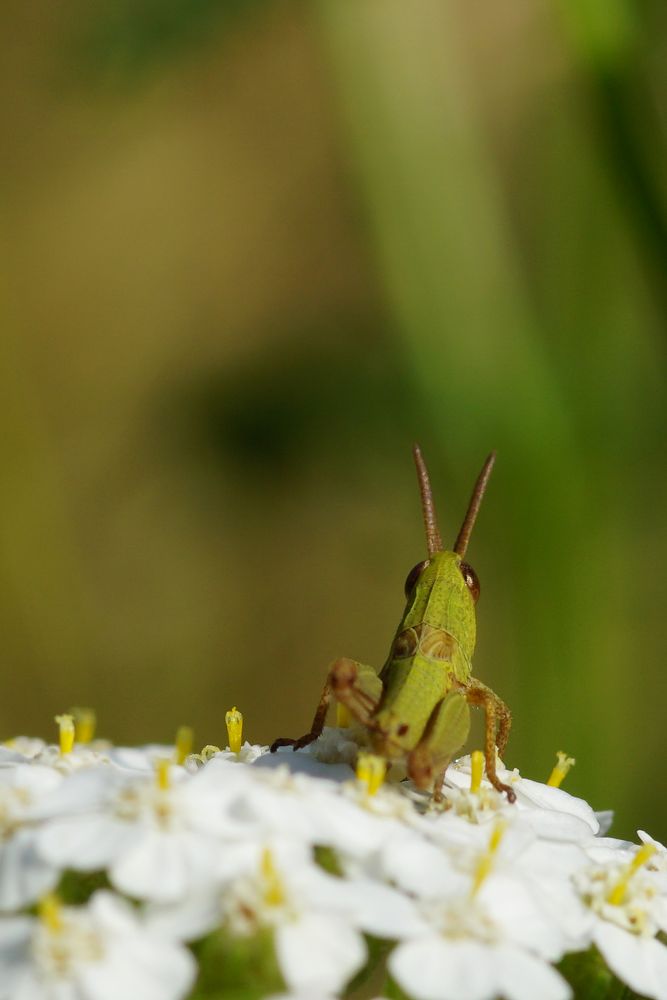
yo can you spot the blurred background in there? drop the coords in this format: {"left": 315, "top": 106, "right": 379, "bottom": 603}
{"left": 1, "top": 0, "right": 666, "bottom": 841}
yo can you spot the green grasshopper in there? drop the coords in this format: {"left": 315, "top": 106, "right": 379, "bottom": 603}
{"left": 271, "top": 446, "right": 515, "bottom": 802}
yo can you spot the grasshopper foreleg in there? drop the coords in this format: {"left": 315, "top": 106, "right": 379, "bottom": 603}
{"left": 270, "top": 658, "right": 383, "bottom": 754}
{"left": 465, "top": 680, "right": 515, "bottom": 802}
{"left": 330, "top": 657, "right": 383, "bottom": 726}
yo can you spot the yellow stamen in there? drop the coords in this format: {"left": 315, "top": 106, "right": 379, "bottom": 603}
{"left": 55, "top": 715, "right": 75, "bottom": 755}
{"left": 607, "top": 844, "right": 657, "bottom": 906}
{"left": 38, "top": 893, "right": 63, "bottom": 933}
{"left": 355, "top": 752, "right": 386, "bottom": 796}
{"left": 156, "top": 758, "right": 171, "bottom": 791}
{"left": 470, "top": 750, "right": 484, "bottom": 793}
{"left": 71, "top": 707, "right": 96, "bottom": 745}
{"left": 225, "top": 707, "right": 243, "bottom": 754}
{"left": 260, "top": 848, "right": 285, "bottom": 907}
{"left": 336, "top": 703, "right": 351, "bottom": 728}
{"left": 174, "top": 725, "right": 194, "bottom": 765}
{"left": 472, "top": 819, "right": 507, "bottom": 895}
{"left": 200, "top": 745, "right": 221, "bottom": 762}
{"left": 547, "top": 751, "right": 576, "bottom": 788}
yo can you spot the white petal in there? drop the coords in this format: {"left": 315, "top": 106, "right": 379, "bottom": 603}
{"left": 276, "top": 914, "right": 366, "bottom": 995}
{"left": 480, "top": 875, "right": 566, "bottom": 960}
{"left": 520, "top": 841, "right": 589, "bottom": 878}
{"left": 0, "top": 830, "right": 59, "bottom": 911}
{"left": 522, "top": 809, "right": 597, "bottom": 842}
{"left": 37, "top": 813, "right": 135, "bottom": 870}
{"left": 514, "top": 780, "right": 599, "bottom": 833}
{"left": 389, "top": 937, "right": 495, "bottom": 1000}
{"left": 145, "top": 892, "right": 222, "bottom": 942}
{"left": 347, "top": 879, "right": 429, "bottom": 939}
{"left": 527, "top": 874, "right": 593, "bottom": 951}
{"left": 78, "top": 935, "right": 196, "bottom": 1000}
{"left": 0, "top": 763, "right": 62, "bottom": 802}
{"left": 31, "top": 767, "right": 116, "bottom": 820}
{"left": 0, "top": 749, "right": 30, "bottom": 767}
{"left": 638, "top": 830, "right": 667, "bottom": 852}
{"left": 88, "top": 890, "right": 139, "bottom": 933}
{"left": 493, "top": 945, "right": 571, "bottom": 1000}
{"left": 0, "top": 916, "right": 32, "bottom": 997}
{"left": 111, "top": 828, "right": 219, "bottom": 902}
{"left": 381, "top": 834, "right": 464, "bottom": 899}
{"left": 594, "top": 923, "right": 667, "bottom": 1000}
{"left": 107, "top": 747, "right": 156, "bottom": 772}
{"left": 254, "top": 751, "right": 353, "bottom": 782}
{"left": 303, "top": 873, "right": 426, "bottom": 939}
{"left": 11, "top": 969, "right": 73, "bottom": 1000}
{"left": 595, "top": 811, "right": 614, "bottom": 835}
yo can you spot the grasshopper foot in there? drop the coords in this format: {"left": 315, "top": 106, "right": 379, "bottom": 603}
{"left": 488, "top": 776, "right": 516, "bottom": 803}
{"left": 270, "top": 733, "right": 318, "bottom": 753}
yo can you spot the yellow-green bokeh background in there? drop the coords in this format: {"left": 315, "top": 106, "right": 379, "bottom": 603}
{"left": 2, "top": 0, "right": 666, "bottom": 841}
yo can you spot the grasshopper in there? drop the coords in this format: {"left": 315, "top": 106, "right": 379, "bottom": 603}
{"left": 271, "top": 446, "right": 515, "bottom": 802}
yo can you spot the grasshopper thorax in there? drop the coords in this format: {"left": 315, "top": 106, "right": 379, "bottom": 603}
{"left": 401, "top": 550, "right": 477, "bottom": 663}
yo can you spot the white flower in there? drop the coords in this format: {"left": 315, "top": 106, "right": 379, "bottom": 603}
{"left": 205, "top": 759, "right": 328, "bottom": 843}
{"left": 300, "top": 724, "right": 367, "bottom": 767}
{"left": 30, "top": 745, "right": 112, "bottom": 774}
{"left": 0, "top": 765, "right": 62, "bottom": 911}
{"left": 149, "top": 839, "right": 367, "bottom": 996}
{"left": 383, "top": 819, "right": 574, "bottom": 1000}
{"left": 390, "top": 936, "right": 571, "bottom": 1000}
{"left": 216, "top": 740, "right": 268, "bottom": 765}
{"left": 256, "top": 747, "right": 355, "bottom": 783}
{"left": 422, "top": 809, "right": 593, "bottom": 951}
{"left": 0, "top": 739, "right": 45, "bottom": 764}
{"left": 0, "top": 890, "right": 195, "bottom": 1000}
{"left": 593, "top": 922, "right": 667, "bottom": 1000}
{"left": 185, "top": 741, "right": 267, "bottom": 772}
{"left": 106, "top": 743, "right": 180, "bottom": 773}
{"left": 638, "top": 830, "right": 667, "bottom": 891}
{"left": 445, "top": 756, "right": 600, "bottom": 840}
{"left": 570, "top": 840, "right": 667, "bottom": 1000}
{"left": 35, "top": 762, "right": 250, "bottom": 903}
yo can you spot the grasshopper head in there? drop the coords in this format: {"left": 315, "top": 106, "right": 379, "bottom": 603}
{"left": 402, "top": 447, "right": 496, "bottom": 648}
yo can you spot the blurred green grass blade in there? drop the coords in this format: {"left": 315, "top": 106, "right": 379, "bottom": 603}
{"left": 73, "top": 0, "right": 274, "bottom": 83}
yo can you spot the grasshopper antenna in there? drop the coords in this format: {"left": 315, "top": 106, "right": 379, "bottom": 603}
{"left": 453, "top": 451, "right": 496, "bottom": 558}
{"left": 413, "top": 444, "right": 443, "bottom": 556}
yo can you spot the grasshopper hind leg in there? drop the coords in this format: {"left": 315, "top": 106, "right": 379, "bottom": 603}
{"left": 270, "top": 658, "right": 383, "bottom": 754}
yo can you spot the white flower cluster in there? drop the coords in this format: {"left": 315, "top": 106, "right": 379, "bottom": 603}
{"left": 0, "top": 715, "right": 665, "bottom": 1000}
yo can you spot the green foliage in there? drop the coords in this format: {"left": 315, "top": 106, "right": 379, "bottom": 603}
{"left": 56, "top": 869, "right": 112, "bottom": 906}
{"left": 188, "top": 927, "right": 284, "bottom": 999}
{"left": 313, "top": 843, "right": 344, "bottom": 877}
{"left": 382, "top": 974, "right": 412, "bottom": 1000}
{"left": 344, "top": 936, "right": 393, "bottom": 998}
{"left": 559, "top": 947, "right": 643, "bottom": 1000}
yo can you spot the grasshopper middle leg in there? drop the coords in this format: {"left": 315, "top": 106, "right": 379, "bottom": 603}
{"left": 465, "top": 679, "right": 515, "bottom": 802}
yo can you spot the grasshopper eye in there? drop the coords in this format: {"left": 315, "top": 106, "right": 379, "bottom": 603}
{"left": 404, "top": 560, "right": 429, "bottom": 598}
{"left": 460, "top": 562, "right": 480, "bottom": 603}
